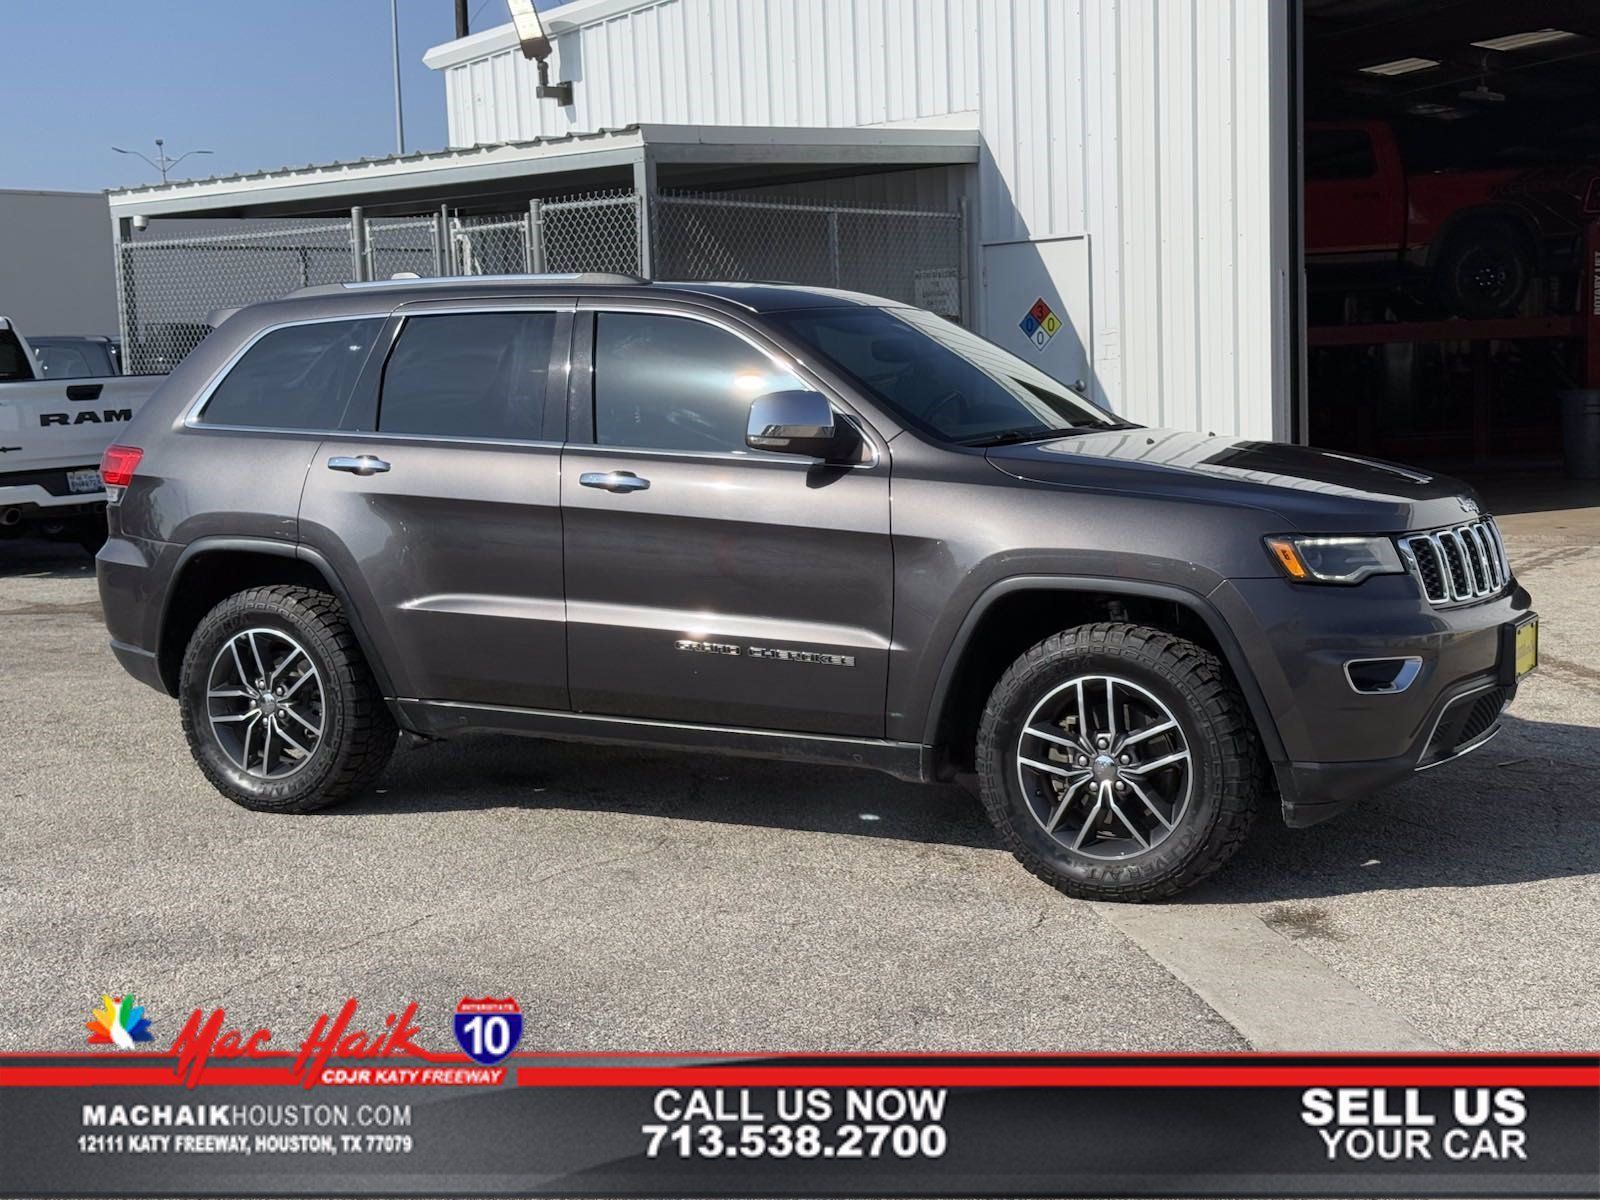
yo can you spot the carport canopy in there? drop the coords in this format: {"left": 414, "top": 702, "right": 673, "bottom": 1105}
{"left": 105, "top": 122, "right": 980, "bottom": 221}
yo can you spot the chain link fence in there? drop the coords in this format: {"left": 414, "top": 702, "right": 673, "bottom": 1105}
{"left": 117, "top": 190, "right": 964, "bottom": 374}
{"left": 118, "top": 219, "right": 352, "bottom": 375}
{"left": 366, "top": 216, "right": 439, "bottom": 281}
{"left": 654, "top": 192, "right": 965, "bottom": 319}
{"left": 536, "top": 189, "right": 640, "bottom": 275}
{"left": 452, "top": 214, "right": 530, "bottom": 276}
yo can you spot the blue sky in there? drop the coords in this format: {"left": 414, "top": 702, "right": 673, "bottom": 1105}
{"left": 1, "top": 0, "right": 541, "bottom": 194}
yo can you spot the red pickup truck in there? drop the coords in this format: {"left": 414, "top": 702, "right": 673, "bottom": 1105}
{"left": 1305, "top": 119, "right": 1600, "bottom": 317}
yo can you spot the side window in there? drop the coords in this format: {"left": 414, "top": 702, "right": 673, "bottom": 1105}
{"left": 0, "top": 328, "right": 34, "bottom": 382}
{"left": 1306, "top": 129, "right": 1376, "bottom": 181}
{"left": 200, "top": 318, "right": 381, "bottom": 429}
{"left": 594, "top": 312, "right": 804, "bottom": 453}
{"left": 378, "top": 312, "right": 555, "bottom": 441}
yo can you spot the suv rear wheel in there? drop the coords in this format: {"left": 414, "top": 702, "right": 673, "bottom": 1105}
{"left": 975, "top": 622, "right": 1264, "bottom": 902}
{"left": 178, "top": 585, "right": 396, "bottom": 813}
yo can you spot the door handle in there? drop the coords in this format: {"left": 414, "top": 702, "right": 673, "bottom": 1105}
{"left": 328, "top": 454, "right": 391, "bottom": 476}
{"left": 66, "top": 384, "right": 104, "bottom": 401}
{"left": 579, "top": 470, "right": 650, "bottom": 493}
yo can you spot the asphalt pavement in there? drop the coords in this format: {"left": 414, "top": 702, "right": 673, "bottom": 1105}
{"left": 2, "top": 504, "right": 1596, "bottom": 1054}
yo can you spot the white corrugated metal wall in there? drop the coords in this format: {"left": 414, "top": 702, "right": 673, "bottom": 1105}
{"left": 426, "top": 0, "right": 1290, "bottom": 439}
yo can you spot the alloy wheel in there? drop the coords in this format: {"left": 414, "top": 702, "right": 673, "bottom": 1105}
{"left": 205, "top": 627, "right": 325, "bottom": 780}
{"left": 1014, "top": 673, "right": 1193, "bottom": 860}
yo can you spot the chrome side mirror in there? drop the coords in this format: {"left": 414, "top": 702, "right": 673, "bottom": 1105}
{"left": 746, "top": 390, "right": 844, "bottom": 459}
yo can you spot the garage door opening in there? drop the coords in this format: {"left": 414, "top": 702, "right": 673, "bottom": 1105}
{"left": 1300, "top": 0, "right": 1600, "bottom": 511}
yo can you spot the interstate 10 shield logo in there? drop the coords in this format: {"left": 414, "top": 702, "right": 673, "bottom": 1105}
{"left": 453, "top": 997, "right": 522, "bottom": 1065}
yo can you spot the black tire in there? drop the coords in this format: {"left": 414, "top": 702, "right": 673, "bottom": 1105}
{"left": 975, "top": 623, "right": 1265, "bottom": 902}
{"left": 179, "top": 585, "right": 396, "bottom": 813}
{"left": 1432, "top": 224, "right": 1533, "bottom": 318}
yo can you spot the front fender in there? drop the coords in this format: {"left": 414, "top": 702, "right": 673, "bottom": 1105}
{"left": 911, "top": 574, "right": 1292, "bottom": 773}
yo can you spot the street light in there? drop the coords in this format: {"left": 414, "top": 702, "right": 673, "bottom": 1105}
{"left": 111, "top": 138, "right": 213, "bottom": 184}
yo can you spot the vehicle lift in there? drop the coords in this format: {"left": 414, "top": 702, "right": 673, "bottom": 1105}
{"left": 1305, "top": 220, "right": 1600, "bottom": 465}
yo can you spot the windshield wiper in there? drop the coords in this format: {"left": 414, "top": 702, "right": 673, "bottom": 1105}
{"left": 959, "top": 425, "right": 1100, "bottom": 448}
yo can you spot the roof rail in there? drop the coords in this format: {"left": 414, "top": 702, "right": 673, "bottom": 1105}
{"left": 288, "top": 272, "right": 646, "bottom": 298}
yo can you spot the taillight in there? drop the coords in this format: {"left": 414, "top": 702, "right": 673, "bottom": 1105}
{"left": 99, "top": 444, "right": 143, "bottom": 488}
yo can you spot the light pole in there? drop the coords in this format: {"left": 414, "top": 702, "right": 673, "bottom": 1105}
{"left": 391, "top": 0, "right": 407, "bottom": 155}
{"left": 111, "top": 139, "right": 213, "bottom": 184}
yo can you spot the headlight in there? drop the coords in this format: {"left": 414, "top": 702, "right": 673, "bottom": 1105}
{"left": 1263, "top": 535, "right": 1404, "bottom": 585}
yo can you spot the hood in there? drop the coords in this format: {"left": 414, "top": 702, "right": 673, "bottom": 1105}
{"left": 986, "top": 428, "right": 1483, "bottom": 533}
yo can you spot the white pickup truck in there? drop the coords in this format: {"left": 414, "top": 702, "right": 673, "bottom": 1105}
{"left": 0, "top": 316, "right": 162, "bottom": 551}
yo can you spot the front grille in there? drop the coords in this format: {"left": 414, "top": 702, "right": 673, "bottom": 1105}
{"left": 1397, "top": 517, "right": 1509, "bottom": 605}
{"left": 1457, "top": 691, "right": 1505, "bottom": 743}
{"left": 1420, "top": 685, "right": 1512, "bottom": 767}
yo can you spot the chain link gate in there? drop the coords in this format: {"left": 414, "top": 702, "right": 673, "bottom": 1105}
{"left": 366, "top": 217, "right": 439, "bottom": 281}
{"left": 116, "top": 190, "right": 964, "bottom": 374}
{"left": 535, "top": 189, "right": 640, "bottom": 275}
{"left": 452, "top": 214, "right": 532, "bottom": 276}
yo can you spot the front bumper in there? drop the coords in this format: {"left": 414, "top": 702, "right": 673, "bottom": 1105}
{"left": 1276, "top": 677, "right": 1516, "bottom": 827}
{"left": 1208, "top": 573, "right": 1536, "bottom": 827}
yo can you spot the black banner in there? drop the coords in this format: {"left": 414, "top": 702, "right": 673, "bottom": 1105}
{"left": 3, "top": 1054, "right": 1597, "bottom": 1197}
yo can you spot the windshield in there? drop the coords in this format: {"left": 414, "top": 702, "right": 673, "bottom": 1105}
{"left": 767, "top": 306, "right": 1129, "bottom": 445}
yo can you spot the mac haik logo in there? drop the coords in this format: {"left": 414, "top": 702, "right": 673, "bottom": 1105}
{"left": 86, "top": 994, "right": 155, "bottom": 1048}
{"left": 453, "top": 997, "right": 523, "bottom": 1065}
{"left": 169, "top": 998, "right": 424, "bottom": 1088}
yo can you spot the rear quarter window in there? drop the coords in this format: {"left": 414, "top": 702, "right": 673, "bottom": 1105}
{"left": 198, "top": 318, "right": 382, "bottom": 429}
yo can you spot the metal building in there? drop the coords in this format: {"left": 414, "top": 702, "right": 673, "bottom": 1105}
{"left": 429, "top": 0, "right": 1294, "bottom": 439}
{"left": 107, "top": 0, "right": 1293, "bottom": 439}
{"left": 0, "top": 190, "right": 120, "bottom": 336}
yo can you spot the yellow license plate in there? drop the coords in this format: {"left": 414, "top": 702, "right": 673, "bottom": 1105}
{"left": 1514, "top": 618, "right": 1538, "bottom": 680}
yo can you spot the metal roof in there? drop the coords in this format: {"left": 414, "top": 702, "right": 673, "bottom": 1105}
{"left": 107, "top": 127, "right": 637, "bottom": 199}
{"left": 105, "top": 123, "right": 979, "bottom": 220}
{"left": 106, "top": 125, "right": 652, "bottom": 217}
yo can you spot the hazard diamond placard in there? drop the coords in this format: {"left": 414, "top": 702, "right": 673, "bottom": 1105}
{"left": 1018, "top": 296, "right": 1063, "bottom": 350}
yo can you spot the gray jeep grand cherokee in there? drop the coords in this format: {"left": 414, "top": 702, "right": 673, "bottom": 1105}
{"left": 96, "top": 275, "right": 1538, "bottom": 901}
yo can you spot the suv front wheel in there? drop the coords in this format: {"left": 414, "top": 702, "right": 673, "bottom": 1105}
{"left": 178, "top": 585, "right": 397, "bottom": 813}
{"left": 975, "top": 622, "right": 1265, "bottom": 902}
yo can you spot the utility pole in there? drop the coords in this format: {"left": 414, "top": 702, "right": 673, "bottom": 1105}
{"left": 391, "top": 0, "right": 407, "bottom": 155}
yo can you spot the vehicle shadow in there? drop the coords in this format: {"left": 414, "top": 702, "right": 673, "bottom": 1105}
{"left": 0, "top": 537, "right": 97, "bottom": 581}
{"left": 340, "top": 713, "right": 1597, "bottom": 895}
{"left": 344, "top": 732, "right": 999, "bottom": 848}
{"left": 1197, "top": 712, "right": 1598, "bottom": 903}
